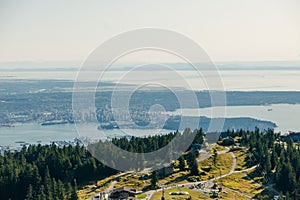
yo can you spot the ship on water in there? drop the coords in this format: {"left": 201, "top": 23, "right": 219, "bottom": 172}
{"left": 0, "top": 123, "right": 15, "bottom": 127}
{"left": 98, "top": 122, "right": 120, "bottom": 130}
{"left": 41, "top": 120, "right": 69, "bottom": 126}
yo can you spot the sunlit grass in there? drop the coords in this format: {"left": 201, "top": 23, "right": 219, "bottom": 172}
{"left": 209, "top": 144, "right": 226, "bottom": 154}
{"left": 158, "top": 170, "right": 190, "bottom": 186}
{"left": 218, "top": 188, "right": 250, "bottom": 200}
{"left": 215, "top": 172, "right": 264, "bottom": 197}
{"left": 77, "top": 172, "right": 130, "bottom": 200}
{"left": 137, "top": 193, "right": 147, "bottom": 199}
{"left": 150, "top": 187, "right": 210, "bottom": 200}
{"left": 77, "top": 176, "right": 113, "bottom": 200}
{"left": 234, "top": 149, "right": 248, "bottom": 171}
{"left": 115, "top": 173, "right": 150, "bottom": 191}
{"left": 199, "top": 153, "right": 233, "bottom": 180}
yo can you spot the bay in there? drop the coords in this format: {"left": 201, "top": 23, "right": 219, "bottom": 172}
{"left": 0, "top": 123, "right": 171, "bottom": 149}
{"left": 168, "top": 104, "right": 300, "bottom": 134}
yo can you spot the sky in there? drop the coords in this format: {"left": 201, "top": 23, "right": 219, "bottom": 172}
{"left": 0, "top": 0, "right": 300, "bottom": 65}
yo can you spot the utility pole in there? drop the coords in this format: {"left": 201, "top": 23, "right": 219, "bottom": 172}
{"left": 220, "top": 168, "right": 222, "bottom": 187}
{"left": 161, "top": 185, "right": 165, "bottom": 200}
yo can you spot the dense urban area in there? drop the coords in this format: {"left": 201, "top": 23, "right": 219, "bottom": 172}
{"left": 2, "top": 80, "right": 298, "bottom": 128}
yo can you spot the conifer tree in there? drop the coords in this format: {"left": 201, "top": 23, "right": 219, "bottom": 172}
{"left": 25, "top": 184, "right": 34, "bottom": 200}
{"left": 150, "top": 171, "right": 158, "bottom": 189}
{"left": 187, "top": 152, "right": 199, "bottom": 176}
{"left": 178, "top": 155, "right": 186, "bottom": 171}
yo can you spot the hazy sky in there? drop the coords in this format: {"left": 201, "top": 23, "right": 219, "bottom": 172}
{"left": 0, "top": 0, "right": 299, "bottom": 64}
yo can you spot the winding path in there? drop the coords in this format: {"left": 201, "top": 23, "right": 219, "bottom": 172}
{"left": 145, "top": 148, "right": 238, "bottom": 199}
{"left": 91, "top": 147, "right": 277, "bottom": 200}
{"left": 88, "top": 171, "right": 133, "bottom": 200}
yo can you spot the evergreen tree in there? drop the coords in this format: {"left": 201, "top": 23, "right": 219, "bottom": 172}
{"left": 57, "top": 180, "right": 66, "bottom": 200}
{"left": 150, "top": 171, "right": 158, "bottom": 189}
{"left": 287, "top": 163, "right": 297, "bottom": 194}
{"left": 187, "top": 152, "right": 199, "bottom": 176}
{"left": 178, "top": 155, "right": 185, "bottom": 171}
{"left": 37, "top": 185, "right": 46, "bottom": 200}
{"left": 271, "top": 150, "right": 278, "bottom": 170}
{"left": 213, "top": 149, "right": 218, "bottom": 166}
{"left": 44, "top": 167, "right": 53, "bottom": 199}
{"left": 264, "top": 151, "right": 272, "bottom": 176}
{"left": 25, "top": 184, "right": 34, "bottom": 200}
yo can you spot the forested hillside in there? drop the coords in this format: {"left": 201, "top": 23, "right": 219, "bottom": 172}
{"left": 0, "top": 131, "right": 186, "bottom": 200}
{"left": 0, "top": 128, "right": 299, "bottom": 199}
{"left": 0, "top": 144, "right": 117, "bottom": 200}
{"left": 230, "top": 129, "right": 300, "bottom": 199}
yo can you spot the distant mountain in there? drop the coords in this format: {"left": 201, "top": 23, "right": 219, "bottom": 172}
{"left": 1, "top": 60, "right": 300, "bottom": 71}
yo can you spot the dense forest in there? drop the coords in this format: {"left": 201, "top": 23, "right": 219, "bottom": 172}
{"left": 0, "top": 144, "right": 119, "bottom": 200}
{"left": 111, "top": 129, "right": 204, "bottom": 153}
{"left": 227, "top": 128, "right": 300, "bottom": 199}
{"left": 1, "top": 128, "right": 299, "bottom": 199}
{"left": 0, "top": 130, "right": 190, "bottom": 200}
{"left": 87, "top": 129, "right": 204, "bottom": 171}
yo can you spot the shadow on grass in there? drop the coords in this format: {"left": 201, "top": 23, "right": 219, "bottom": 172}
{"left": 246, "top": 168, "right": 265, "bottom": 184}
{"left": 142, "top": 173, "right": 190, "bottom": 192}
{"left": 165, "top": 174, "right": 190, "bottom": 185}
{"left": 142, "top": 185, "right": 159, "bottom": 192}
{"left": 241, "top": 174, "right": 264, "bottom": 188}
{"left": 80, "top": 179, "right": 112, "bottom": 195}
{"left": 253, "top": 188, "right": 276, "bottom": 200}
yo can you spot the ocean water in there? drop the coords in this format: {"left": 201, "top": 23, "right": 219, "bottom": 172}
{"left": 1, "top": 104, "right": 300, "bottom": 148}
{"left": 0, "top": 123, "right": 171, "bottom": 148}
{"left": 168, "top": 104, "right": 300, "bottom": 133}
{"left": 1, "top": 69, "right": 300, "bottom": 148}
{"left": 1, "top": 69, "right": 300, "bottom": 91}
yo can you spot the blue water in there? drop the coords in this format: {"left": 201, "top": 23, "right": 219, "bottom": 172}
{"left": 168, "top": 104, "right": 300, "bottom": 134}
{"left": 0, "top": 122, "right": 171, "bottom": 148}
{"left": 1, "top": 104, "right": 300, "bottom": 149}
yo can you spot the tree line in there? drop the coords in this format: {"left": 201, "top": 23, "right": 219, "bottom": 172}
{"left": 234, "top": 128, "right": 300, "bottom": 199}
{"left": 2, "top": 128, "right": 299, "bottom": 199}
{"left": 0, "top": 129, "right": 202, "bottom": 200}
{"left": 0, "top": 144, "right": 117, "bottom": 200}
